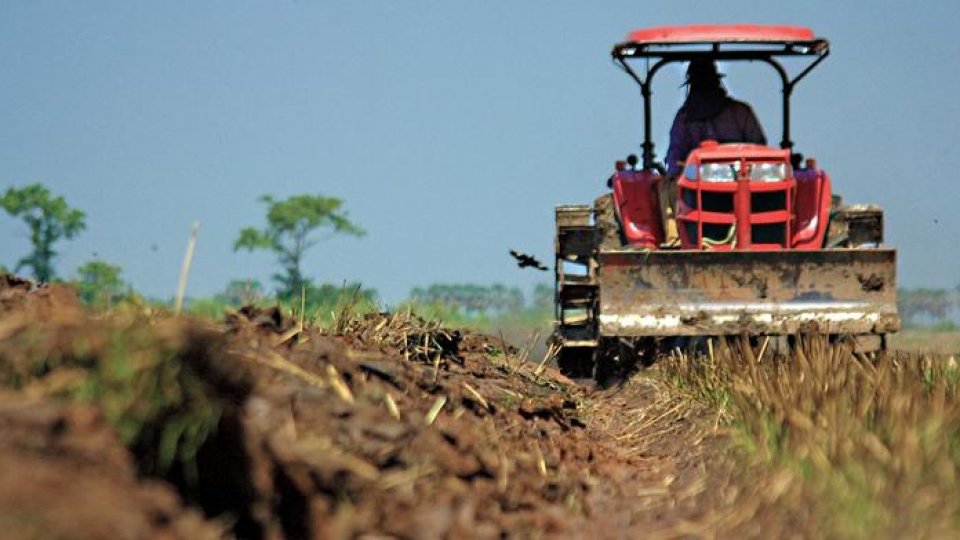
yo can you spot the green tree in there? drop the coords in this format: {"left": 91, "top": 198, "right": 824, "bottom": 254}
{"left": 217, "top": 279, "right": 266, "bottom": 306}
{"left": 898, "top": 288, "right": 952, "bottom": 327}
{"left": 303, "top": 281, "right": 377, "bottom": 309}
{"left": 408, "top": 283, "right": 526, "bottom": 317}
{"left": 531, "top": 283, "right": 553, "bottom": 312}
{"left": 74, "top": 260, "right": 129, "bottom": 307}
{"left": 234, "top": 194, "right": 364, "bottom": 299}
{"left": 1, "top": 183, "right": 86, "bottom": 282}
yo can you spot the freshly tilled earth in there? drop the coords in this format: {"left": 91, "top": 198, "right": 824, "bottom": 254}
{"left": 0, "top": 278, "right": 723, "bottom": 539}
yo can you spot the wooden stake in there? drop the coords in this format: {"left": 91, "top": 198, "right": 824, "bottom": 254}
{"left": 174, "top": 221, "right": 200, "bottom": 316}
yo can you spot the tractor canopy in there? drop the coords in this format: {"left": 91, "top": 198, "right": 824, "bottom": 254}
{"left": 612, "top": 24, "right": 830, "bottom": 168}
{"left": 615, "top": 24, "right": 827, "bottom": 53}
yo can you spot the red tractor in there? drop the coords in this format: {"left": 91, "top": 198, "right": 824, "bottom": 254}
{"left": 553, "top": 25, "right": 899, "bottom": 380}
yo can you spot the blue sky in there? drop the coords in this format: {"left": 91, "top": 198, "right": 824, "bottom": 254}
{"left": 2, "top": 1, "right": 958, "bottom": 303}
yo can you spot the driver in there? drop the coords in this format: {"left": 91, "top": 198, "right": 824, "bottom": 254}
{"left": 665, "top": 59, "right": 766, "bottom": 176}
{"left": 658, "top": 59, "right": 766, "bottom": 244}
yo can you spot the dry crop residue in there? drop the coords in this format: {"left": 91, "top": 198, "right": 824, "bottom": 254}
{"left": 0, "top": 278, "right": 723, "bottom": 539}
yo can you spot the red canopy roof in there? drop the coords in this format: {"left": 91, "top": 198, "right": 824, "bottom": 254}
{"left": 625, "top": 24, "right": 816, "bottom": 45}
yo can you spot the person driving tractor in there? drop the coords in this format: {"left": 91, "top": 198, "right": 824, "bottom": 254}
{"left": 659, "top": 58, "right": 766, "bottom": 243}
{"left": 665, "top": 58, "right": 766, "bottom": 174}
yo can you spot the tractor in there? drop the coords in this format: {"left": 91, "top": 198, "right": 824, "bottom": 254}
{"left": 553, "top": 24, "right": 899, "bottom": 381}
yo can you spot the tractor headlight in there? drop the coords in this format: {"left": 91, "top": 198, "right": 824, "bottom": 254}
{"left": 699, "top": 162, "right": 739, "bottom": 182}
{"left": 748, "top": 162, "right": 791, "bottom": 182}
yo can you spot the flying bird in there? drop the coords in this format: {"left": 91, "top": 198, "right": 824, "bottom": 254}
{"left": 509, "top": 250, "right": 548, "bottom": 271}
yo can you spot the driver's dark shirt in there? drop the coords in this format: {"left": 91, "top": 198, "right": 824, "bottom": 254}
{"left": 665, "top": 98, "right": 766, "bottom": 175}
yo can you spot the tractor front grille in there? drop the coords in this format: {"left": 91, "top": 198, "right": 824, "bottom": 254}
{"left": 677, "top": 177, "right": 794, "bottom": 250}
{"left": 751, "top": 191, "right": 787, "bottom": 213}
{"left": 681, "top": 189, "right": 735, "bottom": 213}
{"left": 703, "top": 192, "right": 734, "bottom": 213}
{"left": 683, "top": 222, "right": 736, "bottom": 245}
{"left": 751, "top": 223, "right": 787, "bottom": 246}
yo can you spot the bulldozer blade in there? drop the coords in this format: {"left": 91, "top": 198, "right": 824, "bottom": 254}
{"left": 597, "top": 248, "right": 899, "bottom": 337}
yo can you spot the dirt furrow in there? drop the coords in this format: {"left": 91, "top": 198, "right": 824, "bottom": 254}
{"left": 0, "top": 279, "right": 726, "bottom": 539}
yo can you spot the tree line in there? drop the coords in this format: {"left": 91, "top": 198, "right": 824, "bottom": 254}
{"left": 2, "top": 183, "right": 550, "bottom": 319}
{"left": 408, "top": 283, "right": 552, "bottom": 317}
{"left": 1, "top": 183, "right": 368, "bottom": 310}
{"left": 898, "top": 288, "right": 960, "bottom": 329}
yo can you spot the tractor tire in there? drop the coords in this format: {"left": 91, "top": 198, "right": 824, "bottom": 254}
{"left": 595, "top": 338, "right": 657, "bottom": 388}
{"left": 594, "top": 193, "right": 625, "bottom": 250}
{"left": 557, "top": 346, "right": 596, "bottom": 380}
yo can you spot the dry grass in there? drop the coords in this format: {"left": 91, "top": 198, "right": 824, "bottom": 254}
{"left": 658, "top": 335, "right": 960, "bottom": 538}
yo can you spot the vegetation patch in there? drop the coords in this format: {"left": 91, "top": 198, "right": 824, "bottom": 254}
{"left": 657, "top": 336, "right": 960, "bottom": 538}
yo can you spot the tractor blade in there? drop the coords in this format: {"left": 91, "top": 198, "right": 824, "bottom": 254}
{"left": 597, "top": 249, "right": 899, "bottom": 337}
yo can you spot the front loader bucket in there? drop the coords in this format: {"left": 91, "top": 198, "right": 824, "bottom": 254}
{"left": 597, "top": 249, "right": 899, "bottom": 337}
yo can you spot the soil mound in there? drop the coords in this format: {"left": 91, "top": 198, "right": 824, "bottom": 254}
{"left": 0, "top": 282, "right": 719, "bottom": 539}
{"left": 0, "top": 392, "right": 220, "bottom": 539}
{"left": 0, "top": 273, "right": 82, "bottom": 319}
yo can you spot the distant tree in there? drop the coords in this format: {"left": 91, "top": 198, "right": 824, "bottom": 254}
{"left": 217, "top": 279, "right": 266, "bottom": 306}
{"left": 234, "top": 194, "right": 364, "bottom": 299}
{"left": 303, "top": 281, "right": 377, "bottom": 309}
{"left": 411, "top": 284, "right": 471, "bottom": 313}
{"left": 409, "top": 283, "right": 526, "bottom": 317}
{"left": 486, "top": 283, "right": 525, "bottom": 314}
{"left": 898, "top": 288, "right": 951, "bottom": 326}
{"left": 531, "top": 283, "right": 553, "bottom": 312}
{"left": 74, "top": 260, "right": 128, "bottom": 307}
{"left": 1, "top": 183, "right": 86, "bottom": 282}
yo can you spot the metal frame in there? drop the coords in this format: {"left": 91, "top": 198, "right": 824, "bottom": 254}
{"left": 612, "top": 40, "right": 830, "bottom": 170}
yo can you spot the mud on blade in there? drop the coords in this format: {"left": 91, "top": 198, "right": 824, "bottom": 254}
{"left": 597, "top": 249, "right": 899, "bottom": 337}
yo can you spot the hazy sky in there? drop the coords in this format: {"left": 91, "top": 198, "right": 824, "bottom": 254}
{"left": 2, "top": 1, "right": 959, "bottom": 304}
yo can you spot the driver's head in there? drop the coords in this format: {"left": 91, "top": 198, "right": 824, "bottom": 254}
{"left": 684, "top": 59, "right": 724, "bottom": 89}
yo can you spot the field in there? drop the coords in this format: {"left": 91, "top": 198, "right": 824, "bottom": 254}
{"left": 891, "top": 330, "right": 960, "bottom": 356}
{"left": 1, "top": 276, "right": 959, "bottom": 539}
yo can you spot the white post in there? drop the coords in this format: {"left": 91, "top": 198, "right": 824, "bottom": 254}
{"left": 174, "top": 221, "right": 200, "bottom": 316}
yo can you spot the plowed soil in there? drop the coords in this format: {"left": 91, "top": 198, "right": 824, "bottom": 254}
{"left": 0, "top": 278, "right": 725, "bottom": 539}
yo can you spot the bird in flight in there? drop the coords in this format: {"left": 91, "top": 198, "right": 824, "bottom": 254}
{"left": 509, "top": 250, "right": 548, "bottom": 271}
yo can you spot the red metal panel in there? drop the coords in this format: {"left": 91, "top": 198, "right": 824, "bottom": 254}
{"left": 625, "top": 24, "right": 816, "bottom": 45}
{"left": 682, "top": 211, "right": 736, "bottom": 224}
{"left": 792, "top": 168, "right": 832, "bottom": 248}
{"left": 751, "top": 211, "right": 792, "bottom": 224}
{"left": 735, "top": 163, "right": 752, "bottom": 248}
{"left": 681, "top": 181, "right": 738, "bottom": 193}
{"left": 611, "top": 170, "right": 664, "bottom": 247}
{"left": 750, "top": 180, "right": 793, "bottom": 192}
{"left": 699, "top": 144, "right": 784, "bottom": 160}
